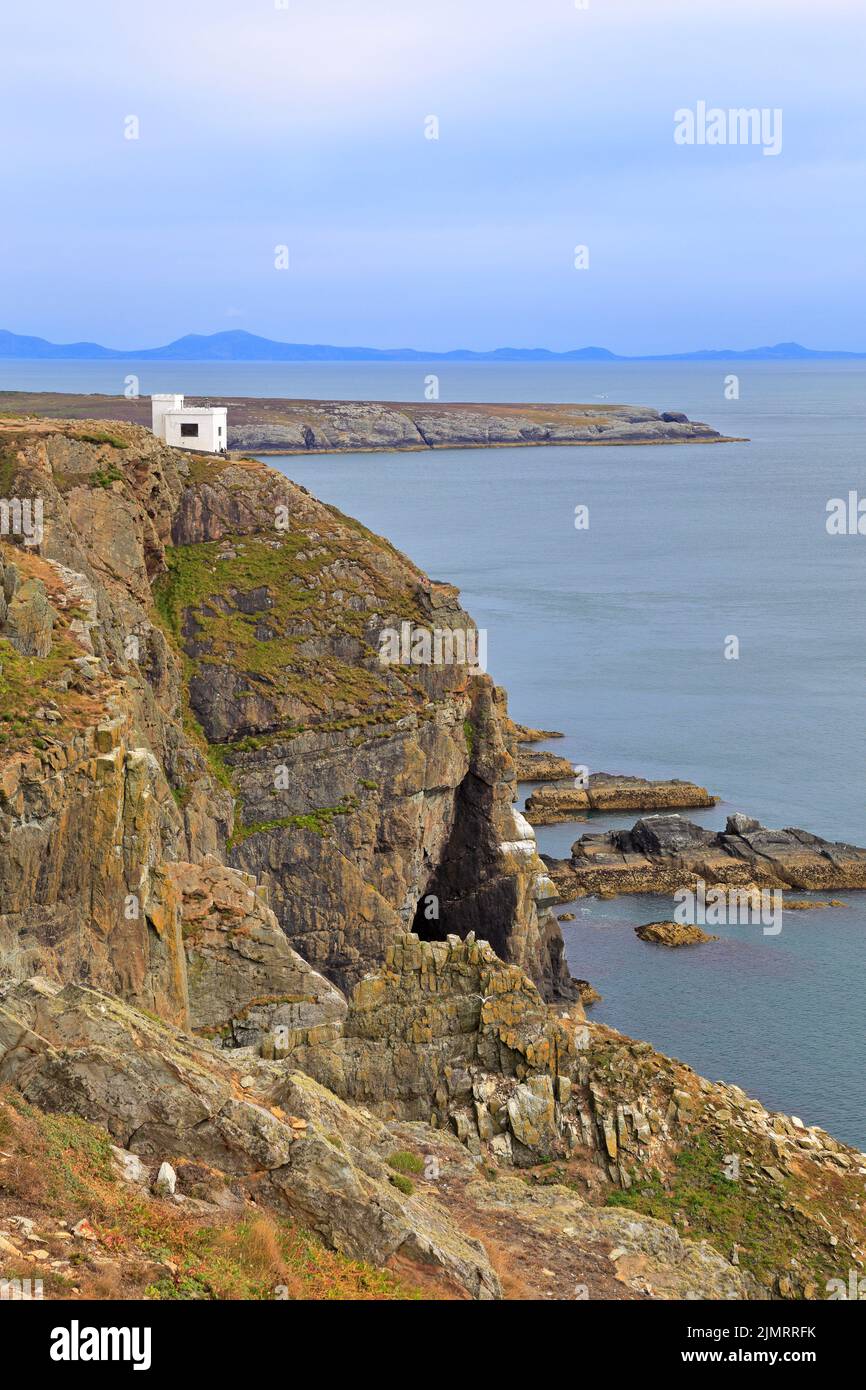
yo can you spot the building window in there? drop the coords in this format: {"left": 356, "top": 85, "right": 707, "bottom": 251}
{"left": 180, "top": 422, "right": 199, "bottom": 438}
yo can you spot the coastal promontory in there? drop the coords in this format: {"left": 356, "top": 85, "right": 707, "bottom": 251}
{"left": 0, "top": 391, "right": 738, "bottom": 455}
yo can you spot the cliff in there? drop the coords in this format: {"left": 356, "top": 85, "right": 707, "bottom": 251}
{"left": 0, "top": 416, "right": 862, "bottom": 1302}
{"left": 0, "top": 417, "right": 568, "bottom": 1006}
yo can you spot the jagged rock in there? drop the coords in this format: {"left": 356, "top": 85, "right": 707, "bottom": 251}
{"left": 278, "top": 933, "right": 580, "bottom": 1151}
{"left": 547, "top": 813, "right": 866, "bottom": 898}
{"left": 575, "top": 979, "right": 602, "bottom": 1004}
{"left": 511, "top": 724, "right": 564, "bottom": 743}
{"left": 110, "top": 1145, "right": 149, "bottom": 1184}
{"left": 0, "top": 419, "right": 574, "bottom": 1018}
{"left": 2, "top": 575, "right": 56, "bottom": 657}
{"left": 172, "top": 859, "right": 347, "bottom": 1045}
{"left": 0, "top": 415, "right": 862, "bottom": 1303}
{"left": 465, "top": 1174, "right": 753, "bottom": 1300}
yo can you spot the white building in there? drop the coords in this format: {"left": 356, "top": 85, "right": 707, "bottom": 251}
{"left": 151, "top": 394, "right": 228, "bottom": 454}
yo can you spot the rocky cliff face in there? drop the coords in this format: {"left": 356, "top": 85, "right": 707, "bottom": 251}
{"left": 0, "top": 418, "right": 572, "bottom": 1014}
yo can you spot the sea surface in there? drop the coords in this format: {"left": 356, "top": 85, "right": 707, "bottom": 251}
{"left": 4, "top": 358, "right": 864, "bottom": 1147}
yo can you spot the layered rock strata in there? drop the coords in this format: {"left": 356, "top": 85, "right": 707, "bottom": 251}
{"left": 525, "top": 775, "right": 717, "bottom": 823}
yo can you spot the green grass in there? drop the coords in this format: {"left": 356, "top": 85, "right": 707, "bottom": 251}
{"left": 387, "top": 1150, "right": 425, "bottom": 1175}
{"left": 91, "top": 464, "right": 125, "bottom": 488}
{"left": 226, "top": 799, "right": 357, "bottom": 849}
{"left": 149, "top": 534, "right": 433, "bottom": 825}
{"left": 0, "top": 630, "right": 99, "bottom": 754}
{"left": 74, "top": 432, "right": 129, "bottom": 449}
{"left": 151, "top": 537, "right": 419, "bottom": 717}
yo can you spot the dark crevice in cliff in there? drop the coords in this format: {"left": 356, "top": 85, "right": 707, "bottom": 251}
{"left": 410, "top": 769, "right": 518, "bottom": 962}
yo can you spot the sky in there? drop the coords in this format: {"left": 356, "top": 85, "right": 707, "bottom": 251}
{"left": 2, "top": 0, "right": 864, "bottom": 353}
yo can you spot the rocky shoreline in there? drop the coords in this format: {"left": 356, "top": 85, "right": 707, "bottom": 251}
{"left": 0, "top": 391, "right": 741, "bottom": 455}
{"left": 0, "top": 413, "right": 861, "bottom": 1302}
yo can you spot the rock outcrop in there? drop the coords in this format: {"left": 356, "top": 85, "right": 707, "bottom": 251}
{"left": 525, "top": 775, "right": 717, "bottom": 824}
{"left": 511, "top": 723, "right": 564, "bottom": 743}
{"left": 515, "top": 748, "right": 575, "bottom": 782}
{"left": 546, "top": 813, "right": 866, "bottom": 899}
{"left": 635, "top": 921, "right": 718, "bottom": 946}
{"left": 3, "top": 932, "right": 861, "bottom": 1298}
{"left": 0, "top": 975, "right": 498, "bottom": 1298}
{"left": 170, "top": 858, "right": 347, "bottom": 1046}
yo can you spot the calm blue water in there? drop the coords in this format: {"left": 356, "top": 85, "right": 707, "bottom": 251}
{"left": 4, "top": 359, "right": 864, "bottom": 1146}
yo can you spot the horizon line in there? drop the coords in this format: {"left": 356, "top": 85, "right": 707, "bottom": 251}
{"left": 1, "top": 327, "right": 865, "bottom": 363}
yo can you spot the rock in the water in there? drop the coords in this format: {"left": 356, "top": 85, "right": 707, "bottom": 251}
{"left": 635, "top": 921, "right": 718, "bottom": 947}
{"left": 511, "top": 724, "right": 564, "bottom": 743}
{"left": 546, "top": 813, "right": 866, "bottom": 899}
{"left": 515, "top": 749, "right": 575, "bottom": 782}
{"left": 526, "top": 774, "right": 717, "bottom": 824}
{"left": 575, "top": 978, "right": 602, "bottom": 1004}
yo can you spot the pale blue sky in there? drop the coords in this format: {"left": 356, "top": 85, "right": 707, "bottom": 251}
{"left": 2, "top": 0, "right": 864, "bottom": 352}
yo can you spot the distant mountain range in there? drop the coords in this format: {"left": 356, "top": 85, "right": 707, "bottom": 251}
{"left": 1, "top": 329, "right": 864, "bottom": 363}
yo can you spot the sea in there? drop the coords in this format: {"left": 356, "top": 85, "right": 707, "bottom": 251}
{"left": 4, "top": 357, "right": 864, "bottom": 1147}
